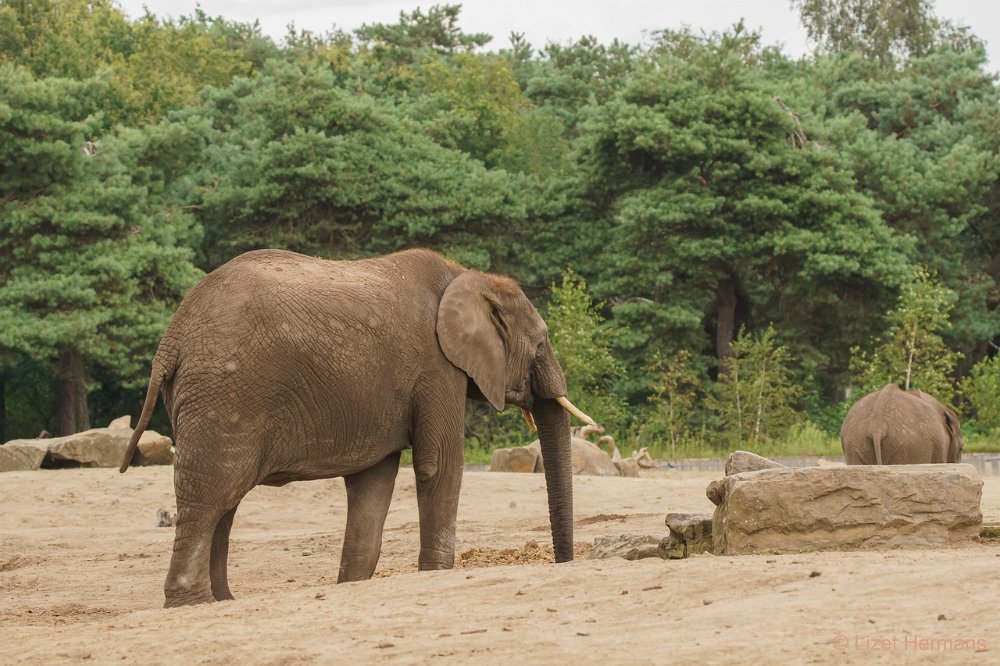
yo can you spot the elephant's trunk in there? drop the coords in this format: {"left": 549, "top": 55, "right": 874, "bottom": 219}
{"left": 532, "top": 397, "right": 574, "bottom": 562}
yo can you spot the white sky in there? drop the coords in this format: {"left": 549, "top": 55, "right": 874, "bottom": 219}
{"left": 115, "top": 1, "right": 997, "bottom": 72}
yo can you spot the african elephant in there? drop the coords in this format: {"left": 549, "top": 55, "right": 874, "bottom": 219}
{"left": 840, "top": 383, "right": 963, "bottom": 465}
{"left": 119, "top": 249, "right": 594, "bottom": 607}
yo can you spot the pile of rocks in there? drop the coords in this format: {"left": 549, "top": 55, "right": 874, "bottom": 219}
{"left": 490, "top": 426, "right": 644, "bottom": 478}
{"left": 0, "top": 416, "right": 173, "bottom": 472}
{"left": 588, "top": 450, "right": 984, "bottom": 562}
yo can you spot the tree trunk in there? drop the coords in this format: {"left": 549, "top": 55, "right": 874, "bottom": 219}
{"left": 716, "top": 274, "right": 738, "bottom": 361}
{"left": 57, "top": 347, "right": 90, "bottom": 435}
{"left": 0, "top": 373, "right": 6, "bottom": 443}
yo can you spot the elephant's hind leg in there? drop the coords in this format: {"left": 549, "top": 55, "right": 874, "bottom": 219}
{"left": 166, "top": 464, "right": 253, "bottom": 607}
{"left": 164, "top": 504, "right": 225, "bottom": 607}
{"left": 337, "top": 451, "right": 401, "bottom": 583}
{"left": 210, "top": 505, "right": 240, "bottom": 601}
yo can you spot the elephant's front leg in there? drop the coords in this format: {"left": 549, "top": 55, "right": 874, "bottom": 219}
{"left": 412, "top": 403, "right": 466, "bottom": 571}
{"left": 338, "top": 451, "right": 401, "bottom": 582}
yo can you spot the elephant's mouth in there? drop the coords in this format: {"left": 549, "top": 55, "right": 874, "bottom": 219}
{"left": 522, "top": 396, "right": 596, "bottom": 432}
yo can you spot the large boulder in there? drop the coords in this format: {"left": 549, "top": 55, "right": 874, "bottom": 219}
{"left": 491, "top": 437, "right": 622, "bottom": 476}
{"left": 529, "top": 439, "right": 621, "bottom": 477}
{"left": 1, "top": 416, "right": 175, "bottom": 470}
{"left": 0, "top": 440, "right": 50, "bottom": 472}
{"left": 135, "top": 431, "right": 174, "bottom": 466}
{"left": 490, "top": 445, "right": 540, "bottom": 473}
{"left": 712, "top": 464, "right": 983, "bottom": 555}
{"left": 47, "top": 428, "right": 131, "bottom": 468}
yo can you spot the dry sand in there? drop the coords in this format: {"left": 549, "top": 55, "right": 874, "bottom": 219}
{"left": 2, "top": 465, "right": 998, "bottom": 664}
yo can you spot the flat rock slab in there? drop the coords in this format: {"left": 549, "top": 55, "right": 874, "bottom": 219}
{"left": 713, "top": 464, "right": 983, "bottom": 555}
{"left": 588, "top": 534, "right": 663, "bottom": 560}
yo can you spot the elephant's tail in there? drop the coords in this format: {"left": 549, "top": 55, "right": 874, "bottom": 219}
{"left": 872, "top": 432, "right": 884, "bottom": 466}
{"left": 119, "top": 359, "right": 170, "bottom": 473}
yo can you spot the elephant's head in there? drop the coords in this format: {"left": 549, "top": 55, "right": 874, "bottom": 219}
{"left": 436, "top": 270, "right": 594, "bottom": 562}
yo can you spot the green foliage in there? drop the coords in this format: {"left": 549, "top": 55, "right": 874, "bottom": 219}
{"left": 0, "top": 5, "right": 997, "bottom": 451}
{"left": 0, "top": 66, "right": 203, "bottom": 432}
{"left": 711, "top": 326, "right": 803, "bottom": 450}
{"left": 850, "top": 267, "right": 962, "bottom": 403}
{"left": 961, "top": 355, "right": 1000, "bottom": 434}
{"left": 792, "top": 0, "right": 981, "bottom": 67}
{"left": 0, "top": 0, "right": 264, "bottom": 126}
{"left": 546, "top": 269, "right": 629, "bottom": 434}
{"left": 639, "top": 350, "right": 704, "bottom": 459}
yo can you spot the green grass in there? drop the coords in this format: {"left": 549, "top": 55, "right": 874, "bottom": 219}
{"left": 633, "top": 421, "right": 843, "bottom": 460}
{"left": 964, "top": 433, "right": 1000, "bottom": 454}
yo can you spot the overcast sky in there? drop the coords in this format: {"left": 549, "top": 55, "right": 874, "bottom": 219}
{"left": 115, "top": 1, "right": 997, "bottom": 71}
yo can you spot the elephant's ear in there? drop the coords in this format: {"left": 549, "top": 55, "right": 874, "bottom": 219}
{"left": 437, "top": 272, "right": 506, "bottom": 411}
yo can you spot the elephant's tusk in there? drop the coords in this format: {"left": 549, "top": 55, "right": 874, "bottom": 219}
{"left": 522, "top": 408, "right": 537, "bottom": 432}
{"left": 556, "top": 396, "right": 597, "bottom": 426}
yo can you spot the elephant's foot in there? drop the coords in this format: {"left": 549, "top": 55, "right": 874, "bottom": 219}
{"left": 417, "top": 546, "right": 456, "bottom": 571}
{"left": 211, "top": 583, "right": 235, "bottom": 601}
{"left": 163, "top": 587, "right": 217, "bottom": 608}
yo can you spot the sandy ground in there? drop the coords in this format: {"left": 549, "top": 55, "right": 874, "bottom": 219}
{"left": 2, "top": 465, "right": 999, "bottom": 665}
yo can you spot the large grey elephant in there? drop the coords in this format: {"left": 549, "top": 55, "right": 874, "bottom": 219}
{"left": 120, "top": 249, "right": 594, "bottom": 607}
{"left": 840, "top": 383, "right": 963, "bottom": 465}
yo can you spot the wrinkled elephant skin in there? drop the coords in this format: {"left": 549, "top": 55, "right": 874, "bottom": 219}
{"left": 120, "top": 249, "right": 588, "bottom": 607}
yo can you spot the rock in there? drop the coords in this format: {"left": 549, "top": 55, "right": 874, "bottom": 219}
{"left": 712, "top": 464, "right": 983, "bottom": 556}
{"left": 613, "top": 457, "right": 640, "bottom": 478}
{"left": 708, "top": 451, "right": 786, "bottom": 505}
{"left": 724, "top": 450, "right": 785, "bottom": 476}
{"left": 661, "top": 512, "right": 713, "bottom": 558}
{"left": 588, "top": 534, "right": 663, "bottom": 560}
{"left": 490, "top": 445, "right": 540, "bottom": 473}
{"left": 706, "top": 478, "right": 727, "bottom": 506}
{"left": 47, "top": 429, "right": 131, "bottom": 468}
{"left": 155, "top": 508, "right": 175, "bottom": 527}
{"left": 0, "top": 440, "right": 50, "bottom": 472}
{"left": 135, "top": 431, "right": 174, "bottom": 466}
{"left": 530, "top": 438, "right": 621, "bottom": 477}
{"left": 108, "top": 415, "right": 132, "bottom": 430}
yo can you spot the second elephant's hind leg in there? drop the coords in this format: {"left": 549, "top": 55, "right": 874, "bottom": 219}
{"left": 210, "top": 505, "right": 240, "bottom": 601}
{"left": 338, "top": 451, "right": 401, "bottom": 583}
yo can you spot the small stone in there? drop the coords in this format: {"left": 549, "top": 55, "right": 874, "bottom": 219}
{"left": 703, "top": 599, "right": 713, "bottom": 605}
{"left": 809, "top": 571, "right": 821, "bottom": 578}
{"left": 938, "top": 614, "right": 947, "bottom": 621}
{"left": 154, "top": 508, "right": 174, "bottom": 528}
{"left": 302, "top": 550, "right": 313, "bottom": 557}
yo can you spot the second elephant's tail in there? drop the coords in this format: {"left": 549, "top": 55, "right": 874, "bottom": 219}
{"left": 872, "top": 432, "right": 884, "bottom": 466}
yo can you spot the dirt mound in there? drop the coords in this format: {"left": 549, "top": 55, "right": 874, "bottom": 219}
{"left": 458, "top": 540, "right": 593, "bottom": 567}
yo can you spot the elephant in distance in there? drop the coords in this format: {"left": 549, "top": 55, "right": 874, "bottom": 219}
{"left": 840, "top": 383, "right": 963, "bottom": 465}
